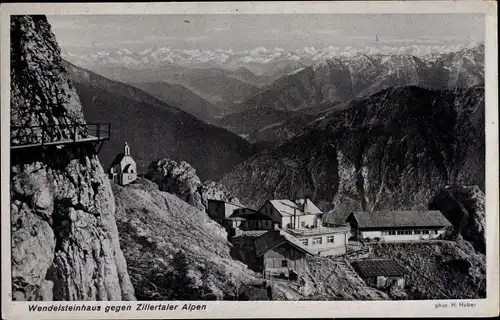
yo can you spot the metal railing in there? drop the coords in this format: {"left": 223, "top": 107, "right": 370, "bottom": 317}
{"left": 10, "top": 122, "right": 111, "bottom": 148}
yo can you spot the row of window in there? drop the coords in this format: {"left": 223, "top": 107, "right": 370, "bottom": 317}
{"left": 380, "top": 229, "right": 438, "bottom": 236}
{"left": 300, "top": 235, "right": 335, "bottom": 246}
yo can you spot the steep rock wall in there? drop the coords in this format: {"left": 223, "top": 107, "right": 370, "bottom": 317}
{"left": 430, "top": 185, "right": 486, "bottom": 253}
{"left": 10, "top": 15, "right": 135, "bottom": 301}
{"left": 221, "top": 86, "right": 485, "bottom": 213}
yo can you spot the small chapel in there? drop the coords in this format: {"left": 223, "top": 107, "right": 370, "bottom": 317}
{"left": 109, "top": 142, "right": 137, "bottom": 185}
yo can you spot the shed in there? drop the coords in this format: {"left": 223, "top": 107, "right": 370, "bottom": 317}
{"left": 254, "top": 230, "right": 314, "bottom": 279}
{"left": 351, "top": 259, "right": 407, "bottom": 289}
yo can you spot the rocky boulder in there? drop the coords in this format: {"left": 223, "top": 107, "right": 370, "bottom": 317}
{"left": 146, "top": 159, "right": 241, "bottom": 211}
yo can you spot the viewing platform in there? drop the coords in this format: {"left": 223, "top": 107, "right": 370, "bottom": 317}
{"left": 10, "top": 122, "right": 111, "bottom": 151}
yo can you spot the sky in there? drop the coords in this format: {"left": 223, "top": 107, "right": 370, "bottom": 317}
{"left": 47, "top": 14, "right": 485, "bottom": 54}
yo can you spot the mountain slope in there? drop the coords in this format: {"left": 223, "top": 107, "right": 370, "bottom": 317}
{"left": 63, "top": 61, "right": 256, "bottom": 180}
{"left": 186, "top": 75, "right": 260, "bottom": 103}
{"left": 216, "top": 107, "right": 294, "bottom": 135}
{"left": 132, "top": 81, "right": 222, "bottom": 122}
{"left": 112, "top": 178, "right": 257, "bottom": 300}
{"left": 220, "top": 85, "right": 485, "bottom": 212}
{"left": 219, "top": 46, "right": 484, "bottom": 136}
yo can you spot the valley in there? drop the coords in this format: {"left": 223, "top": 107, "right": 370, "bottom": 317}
{"left": 63, "top": 60, "right": 256, "bottom": 181}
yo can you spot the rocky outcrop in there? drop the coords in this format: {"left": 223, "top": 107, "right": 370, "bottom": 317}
{"left": 10, "top": 15, "right": 134, "bottom": 301}
{"left": 221, "top": 86, "right": 485, "bottom": 213}
{"left": 429, "top": 185, "right": 486, "bottom": 253}
{"left": 146, "top": 159, "right": 241, "bottom": 211}
{"left": 370, "top": 241, "right": 486, "bottom": 299}
{"left": 112, "top": 178, "right": 257, "bottom": 300}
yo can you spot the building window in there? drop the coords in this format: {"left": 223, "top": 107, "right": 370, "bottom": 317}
{"left": 397, "top": 230, "right": 404, "bottom": 235}
{"left": 389, "top": 231, "right": 396, "bottom": 235}
{"left": 281, "top": 260, "right": 288, "bottom": 267}
{"left": 312, "top": 237, "right": 322, "bottom": 245}
{"left": 327, "top": 236, "right": 334, "bottom": 243}
{"left": 286, "top": 223, "right": 291, "bottom": 229}
{"left": 414, "top": 230, "right": 421, "bottom": 235}
{"left": 422, "top": 230, "right": 430, "bottom": 234}
{"left": 300, "top": 239, "right": 309, "bottom": 246}
{"left": 301, "top": 221, "right": 306, "bottom": 227}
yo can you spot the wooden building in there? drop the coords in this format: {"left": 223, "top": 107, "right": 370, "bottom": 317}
{"left": 259, "top": 198, "right": 323, "bottom": 230}
{"left": 346, "top": 210, "right": 452, "bottom": 242}
{"left": 228, "top": 209, "right": 275, "bottom": 231}
{"left": 109, "top": 142, "right": 137, "bottom": 185}
{"left": 231, "top": 230, "right": 269, "bottom": 271}
{"left": 206, "top": 199, "right": 243, "bottom": 222}
{"left": 254, "top": 230, "right": 315, "bottom": 279}
{"left": 351, "top": 259, "right": 407, "bottom": 289}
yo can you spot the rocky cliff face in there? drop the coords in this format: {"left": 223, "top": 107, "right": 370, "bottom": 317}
{"left": 146, "top": 159, "right": 241, "bottom": 211}
{"left": 430, "top": 185, "right": 486, "bottom": 253}
{"left": 10, "top": 15, "right": 134, "bottom": 301}
{"left": 221, "top": 86, "right": 485, "bottom": 213}
{"left": 112, "top": 178, "right": 257, "bottom": 300}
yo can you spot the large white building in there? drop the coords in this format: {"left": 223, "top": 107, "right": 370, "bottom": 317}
{"left": 258, "top": 199, "right": 323, "bottom": 230}
{"left": 258, "top": 198, "right": 351, "bottom": 256}
{"left": 346, "top": 210, "right": 453, "bottom": 242}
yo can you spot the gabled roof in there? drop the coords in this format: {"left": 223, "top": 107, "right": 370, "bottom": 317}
{"left": 301, "top": 198, "right": 322, "bottom": 215}
{"left": 110, "top": 153, "right": 125, "bottom": 167}
{"left": 266, "top": 200, "right": 299, "bottom": 216}
{"left": 254, "top": 230, "right": 315, "bottom": 257}
{"left": 351, "top": 259, "right": 406, "bottom": 278}
{"left": 349, "top": 210, "right": 452, "bottom": 229}
{"left": 265, "top": 198, "right": 322, "bottom": 217}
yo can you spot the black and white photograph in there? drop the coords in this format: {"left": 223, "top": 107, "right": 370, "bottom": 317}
{"left": 1, "top": 1, "right": 498, "bottom": 319}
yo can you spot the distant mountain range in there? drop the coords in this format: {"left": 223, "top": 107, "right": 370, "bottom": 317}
{"left": 63, "top": 60, "right": 256, "bottom": 180}
{"left": 216, "top": 44, "right": 484, "bottom": 136}
{"left": 62, "top": 43, "right": 481, "bottom": 75}
{"left": 220, "top": 85, "right": 485, "bottom": 212}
